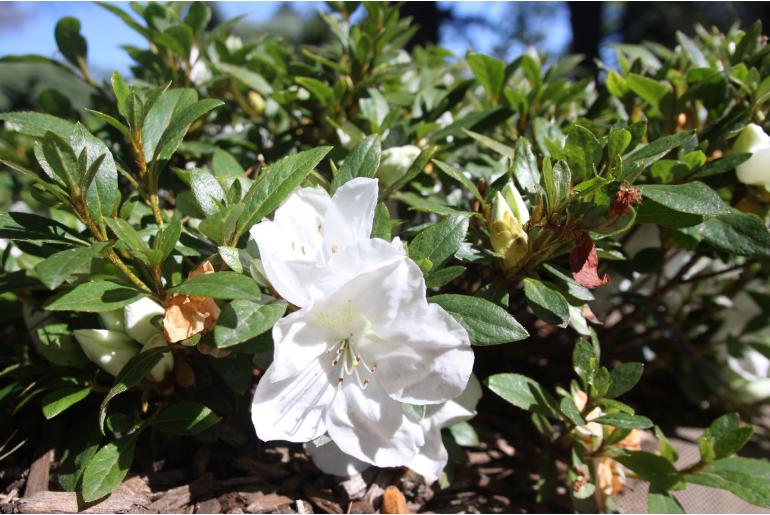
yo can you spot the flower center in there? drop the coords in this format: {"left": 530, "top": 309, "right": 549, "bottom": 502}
{"left": 327, "top": 337, "right": 377, "bottom": 389}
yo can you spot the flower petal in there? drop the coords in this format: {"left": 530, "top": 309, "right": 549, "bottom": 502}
{"left": 123, "top": 297, "right": 164, "bottom": 344}
{"left": 365, "top": 303, "right": 474, "bottom": 405}
{"left": 251, "top": 358, "right": 335, "bottom": 443}
{"left": 304, "top": 439, "right": 370, "bottom": 477}
{"left": 325, "top": 376, "right": 423, "bottom": 467}
{"left": 406, "top": 424, "right": 447, "bottom": 484}
{"left": 268, "top": 309, "right": 333, "bottom": 384}
{"left": 322, "top": 178, "right": 379, "bottom": 258}
{"left": 250, "top": 220, "right": 318, "bottom": 307}
{"left": 427, "top": 374, "right": 482, "bottom": 429}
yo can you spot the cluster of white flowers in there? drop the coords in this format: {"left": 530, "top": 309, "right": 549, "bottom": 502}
{"left": 248, "top": 177, "right": 477, "bottom": 481}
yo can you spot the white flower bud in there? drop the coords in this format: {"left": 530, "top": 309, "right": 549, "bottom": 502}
{"left": 124, "top": 297, "right": 165, "bottom": 345}
{"left": 500, "top": 180, "right": 530, "bottom": 225}
{"left": 489, "top": 190, "right": 528, "bottom": 270}
{"left": 378, "top": 145, "right": 421, "bottom": 185}
{"left": 142, "top": 333, "right": 174, "bottom": 382}
{"left": 98, "top": 309, "right": 125, "bottom": 332}
{"left": 73, "top": 329, "right": 139, "bottom": 377}
{"left": 734, "top": 123, "right": 770, "bottom": 186}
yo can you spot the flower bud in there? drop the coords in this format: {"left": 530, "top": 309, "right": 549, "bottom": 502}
{"left": 500, "top": 181, "right": 530, "bottom": 226}
{"left": 73, "top": 329, "right": 139, "bottom": 377}
{"left": 378, "top": 145, "right": 421, "bottom": 185}
{"left": 99, "top": 309, "right": 125, "bottom": 332}
{"left": 734, "top": 123, "right": 770, "bottom": 186}
{"left": 489, "top": 188, "right": 529, "bottom": 270}
{"left": 142, "top": 333, "right": 175, "bottom": 382}
{"left": 124, "top": 297, "right": 165, "bottom": 345}
{"left": 248, "top": 91, "right": 266, "bottom": 115}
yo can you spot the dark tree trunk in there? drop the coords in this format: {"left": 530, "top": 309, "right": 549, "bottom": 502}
{"left": 400, "top": 2, "right": 447, "bottom": 49}
{"left": 568, "top": 2, "right": 603, "bottom": 73}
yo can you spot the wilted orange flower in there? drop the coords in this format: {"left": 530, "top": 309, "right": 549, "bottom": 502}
{"left": 163, "top": 261, "right": 221, "bottom": 343}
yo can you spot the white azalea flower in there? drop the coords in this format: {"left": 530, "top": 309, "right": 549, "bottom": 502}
{"left": 74, "top": 298, "right": 173, "bottom": 380}
{"left": 734, "top": 123, "right": 770, "bottom": 186}
{"left": 726, "top": 342, "right": 770, "bottom": 403}
{"left": 305, "top": 375, "right": 482, "bottom": 482}
{"left": 249, "top": 178, "right": 474, "bottom": 468}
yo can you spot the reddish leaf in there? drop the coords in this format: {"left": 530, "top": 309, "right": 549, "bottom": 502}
{"left": 570, "top": 234, "right": 609, "bottom": 289}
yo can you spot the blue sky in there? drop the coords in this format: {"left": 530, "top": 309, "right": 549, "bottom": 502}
{"left": 0, "top": 2, "right": 572, "bottom": 77}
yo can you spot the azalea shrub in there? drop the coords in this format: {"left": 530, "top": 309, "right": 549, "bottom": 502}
{"left": 2, "top": 3, "right": 770, "bottom": 513}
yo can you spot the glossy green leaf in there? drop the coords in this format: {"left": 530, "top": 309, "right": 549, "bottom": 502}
{"left": 523, "top": 278, "right": 570, "bottom": 327}
{"left": 81, "top": 436, "right": 137, "bottom": 502}
{"left": 214, "top": 300, "right": 287, "bottom": 348}
{"left": 45, "top": 280, "right": 147, "bottom": 312}
{"left": 151, "top": 401, "right": 221, "bottom": 435}
{"left": 168, "top": 271, "right": 261, "bottom": 300}
{"left": 331, "top": 135, "right": 381, "bottom": 192}
{"left": 408, "top": 214, "right": 470, "bottom": 272}
{"left": 41, "top": 386, "right": 91, "bottom": 419}
{"left": 430, "top": 294, "right": 529, "bottom": 345}
{"left": 485, "top": 373, "right": 559, "bottom": 417}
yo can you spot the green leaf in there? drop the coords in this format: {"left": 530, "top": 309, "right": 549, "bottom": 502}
{"left": 594, "top": 412, "right": 653, "bottom": 429}
{"left": 627, "top": 73, "right": 672, "bottom": 109}
{"left": 154, "top": 213, "right": 182, "bottom": 263}
{"left": 560, "top": 396, "right": 585, "bottom": 426}
{"left": 111, "top": 72, "right": 130, "bottom": 121}
{"left": 648, "top": 490, "right": 685, "bottom": 514}
{"left": 55, "top": 17, "right": 88, "bottom": 69}
{"left": 638, "top": 182, "right": 730, "bottom": 216}
{"left": 676, "top": 31, "right": 708, "bottom": 67}
{"left": 523, "top": 278, "right": 570, "bottom": 327}
{"left": 45, "top": 280, "right": 147, "bottom": 312}
{"left": 41, "top": 386, "right": 91, "bottom": 419}
{"left": 81, "top": 436, "right": 137, "bottom": 502}
{"left": 370, "top": 202, "right": 394, "bottom": 240}
{"left": 606, "top": 362, "right": 644, "bottom": 398}
{"left": 467, "top": 51, "right": 505, "bottom": 100}
{"left": 142, "top": 88, "right": 196, "bottom": 160}
{"left": 295, "top": 77, "right": 335, "bottom": 106}
{"left": 485, "top": 373, "right": 559, "bottom": 417}
{"left": 429, "top": 294, "right": 528, "bottom": 345}
{"left": 408, "top": 215, "right": 470, "bottom": 272}
{"left": 331, "top": 135, "right": 381, "bottom": 192}
{"left": 382, "top": 146, "right": 436, "bottom": 197}
{"left": 168, "top": 271, "right": 261, "bottom": 300}
{"left": 104, "top": 217, "right": 150, "bottom": 254}
{"left": 99, "top": 346, "right": 170, "bottom": 433}
{"left": 565, "top": 124, "right": 602, "bottom": 180}
{"left": 70, "top": 124, "right": 120, "bottom": 225}
{"left": 613, "top": 450, "right": 682, "bottom": 491}
{"left": 606, "top": 70, "right": 629, "bottom": 97}
{"left": 689, "top": 153, "right": 751, "bottom": 179}
{"left": 542, "top": 158, "right": 571, "bottom": 213}
{"left": 212, "top": 148, "right": 245, "bottom": 179}
{"left": 425, "top": 266, "right": 466, "bottom": 289}
{"left": 190, "top": 168, "right": 225, "bottom": 217}
{"left": 512, "top": 137, "right": 541, "bottom": 194}
{"left": 154, "top": 98, "right": 224, "bottom": 162}
{"left": 184, "top": 1, "right": 211, "bottom": 34}
{"left": 216, "top": 62, "right": 273, "bottom": 95}
{"left": 237, "top": 147, "right": 332, "bottom": 237}
{"left": 433, "top": 159, "right": 484, "bottom": 203}
{"left": 699, "top": 413, "right": 754, "bottom": 461}
{"left": 448, "top": 420, "right": 479, "bottom": 447}
{"left": 214, "top": 301, "right": 287, "bottom": 348}
{"left": 151, "top": 401, "right": 221, "bottom": 435}
{"left": 572, "top": 339, "right": 597, "bottom": 385}
{"left": 463, "top": 129, "right": 515, "bottom": 159}
{"left": 622, "top": 130, "right": 695, "bottom": 177}
{"left": 687, "top": 457, "right": 770, "bottom": 508}
{"left": 608, "top": 128, "right": 632, "bottom": 160}
{"left": 0, "top": 111, "right": 75, "bottom": 139}
{"left": 35, "top": 242, "right": 109, "bottom": 290}
{"left": 698, "top": 213, "right": 770, "bottom": 258}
